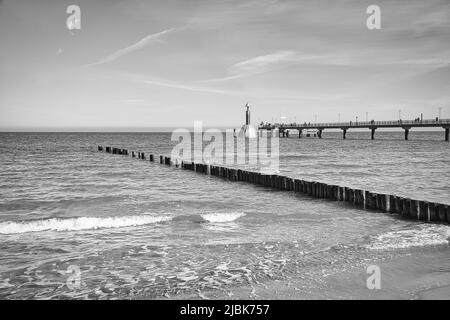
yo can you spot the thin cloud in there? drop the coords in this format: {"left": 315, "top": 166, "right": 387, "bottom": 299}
{"left": 144, "top": 79, "right": 231, "bottom": 95}
{"left": 85, "top": 28, "right": 176, "bottom": 67}
{"left": 203, "top": 51, "right": 296, "bottom": 82}
{"left": 230, "top": 50, "right": 296, "bottom": 75}
{"left": 200, "top": 49, "right": 450, "bottom": 84}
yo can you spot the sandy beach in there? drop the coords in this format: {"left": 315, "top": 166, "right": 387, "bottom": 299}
{"left": 173, "top": 245, "right": 450, "bottom": 300}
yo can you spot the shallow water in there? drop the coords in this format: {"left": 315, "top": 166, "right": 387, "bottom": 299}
{"left": 0, "top": 132, "right": 449, "bottom": 299}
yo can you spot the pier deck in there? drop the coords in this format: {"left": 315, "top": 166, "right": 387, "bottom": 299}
{"left": 258, "top": 119, "right": 450, "bottom": 140}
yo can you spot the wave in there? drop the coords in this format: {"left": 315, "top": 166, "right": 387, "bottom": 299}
{"left": 0, "top": 215, "right": 171, "bottom": 234}
{"left": 201, "top": 212, "right": 246, "bottom": 223}
{"left": 366, "top": 224, "right": 450, "bottom": 250}
{"left": 0, "top": 212, "right": 246, "bottom": 235}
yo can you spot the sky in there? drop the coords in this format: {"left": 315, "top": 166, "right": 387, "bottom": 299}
{"left": 0, "top": 0, "right": 449, "bottom": 130}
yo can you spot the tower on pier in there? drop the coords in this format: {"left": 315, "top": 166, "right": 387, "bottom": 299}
{"left": 237, "top": 103, "right": 257, "bottom": 138}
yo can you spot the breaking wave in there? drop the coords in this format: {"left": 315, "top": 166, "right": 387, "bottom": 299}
{"left": 0, "top": 212, "right": 246, "bottom": 234}
{"left": 201, "top": 212, "right": 246, "bottom": 223}
{"left": 366, "top": 224, "right": 450, "bottom": 250}
{"left": 0, "top": 215, "right": 172, "bottom": 234}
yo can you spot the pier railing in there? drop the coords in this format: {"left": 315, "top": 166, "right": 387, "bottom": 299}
{"left": 260, "top": 118, "right": 450, "bottom": 129}
{"left": 259, "top": 118, "right": 450, "bottom": 140}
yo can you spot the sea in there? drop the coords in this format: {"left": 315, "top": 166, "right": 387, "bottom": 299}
{"left": 0, "top": 131, "right": 449, "bottom": 299}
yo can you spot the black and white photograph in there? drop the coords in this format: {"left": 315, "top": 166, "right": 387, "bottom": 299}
{"left": 0, "top": 0, "right": 449, "bottom": 306}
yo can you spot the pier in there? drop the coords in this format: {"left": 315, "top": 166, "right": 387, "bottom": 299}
{"left": 97, "top": 145, "right": 450, "bottom": 225}
{"left": 259, "top": 119, "right": 450, "bottom": 140}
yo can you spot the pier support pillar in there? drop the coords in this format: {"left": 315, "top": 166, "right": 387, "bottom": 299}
{"left": 404, "top": 127, "right": 410, "bottom": 140}
{"left": 445, "top": 127, "right": 449, "bottom": 141}
{"left": 342, "top": 129, "right": 347, "bottom": 140}
{"left": 318, "top": 130, "right": 323, "bottom": 139}
{"left": 298, "top": 130, "right": 302, "bottom": 138}
{"left": 371, "top": 128, "right": 376, "bottom": 140}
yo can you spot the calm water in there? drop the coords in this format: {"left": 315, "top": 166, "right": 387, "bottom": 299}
{"left": 0, "top": 132, "right": 449, "bottom": 299}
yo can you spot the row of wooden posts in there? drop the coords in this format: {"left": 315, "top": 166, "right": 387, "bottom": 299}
{"left": 98, "top": 145, "right": 450, "bottom": 224}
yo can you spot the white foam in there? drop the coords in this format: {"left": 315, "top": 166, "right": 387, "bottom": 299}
{"left": 367, "top": 224, "right": 450, "bottom": 250}
{"left": 0, "top": 215, "right": 171, "bottom": 234}
{"left": 201, "top": 212, "right": 246, "bottom": 223}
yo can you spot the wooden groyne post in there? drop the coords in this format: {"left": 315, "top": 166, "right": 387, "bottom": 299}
{"left": 97, "top": 145, "right": 450, "bottom": 225}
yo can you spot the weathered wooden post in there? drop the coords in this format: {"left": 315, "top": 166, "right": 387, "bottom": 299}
{"left": 149, "top": 154, "right": 154, "bottom": 162}
{"left": 380, "top": 194, "right": 388, "bottom": 212}
{"left": 317, "top": 183, "right": 322, "bottom": 198}
{"left": 354, "top": 190, "right": 364, "bottom": 207}
{"left": 323, "top": 183, "right": 329, "bottom": 198}
{"left": 328, "top": 185, "right": 336, "bottom": 200}
{"left": 98, "top": 146, "right": 103, "bottom": 151}
{"left": 289, "top": 178, "right": 294, "bottom": 191}
{"left": 402, "top": 198, "right": 411, "bottom": 217}
{"left": 338, "top": 187, "right": 344, "bottom": 201}
{"left": 365, "top": 191, "right": 375, "bottom": 209}
{"left": 410, "top": 200, "right": 419, "bottom": 219}
{"left": 429, "top": 203, "right": 439, "bottom": 222}
{"left": 345, "top": 188, "right": 355, "bottom": 203}
{"left": 397, "top": 197, "right": 405, "bottom": 214}
{"left": 299, "top": 180, "right": 304, "bottom": 193}
{"left": 268, "top": 175, "right": 275, "bottom": 189}
{"left": 312, "top": 182, "right": 318, "bottom": 197}
{"left": 279, "top": 176, "right": 285, "bottom": 190}
{"left": 344, "top": 187, "right": 350, "bottom": 201}
{"left": 299, "top": 179, "right": 305, "bottom": 192}
{"left": 308, "top": 181, "right": 313, "bottom": 195}
{"left": 438, "top": 204, "right": 447, "bottom": 222}
{"left": 331, "top": 185, "right": 337, "bottom": 200}
{"left": 374, "top": 193, "right": 387, "bottom": 212}
{"left": 388, "top": 195, "right": 394, "bottom": 213}
{"left": 418, "top": 201, "right": 429, "bottom": 221}
{"left": 319, "top": 183, "right": 325, "bottom": 198}
{"left": 322, "top": 184, "right": 328, "bottom": 198}
{"left": 293, "top": 179, "right": 299, "bottom": 192}
{"left": 303, "top": 181, "right": 309, "bottom": 194}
